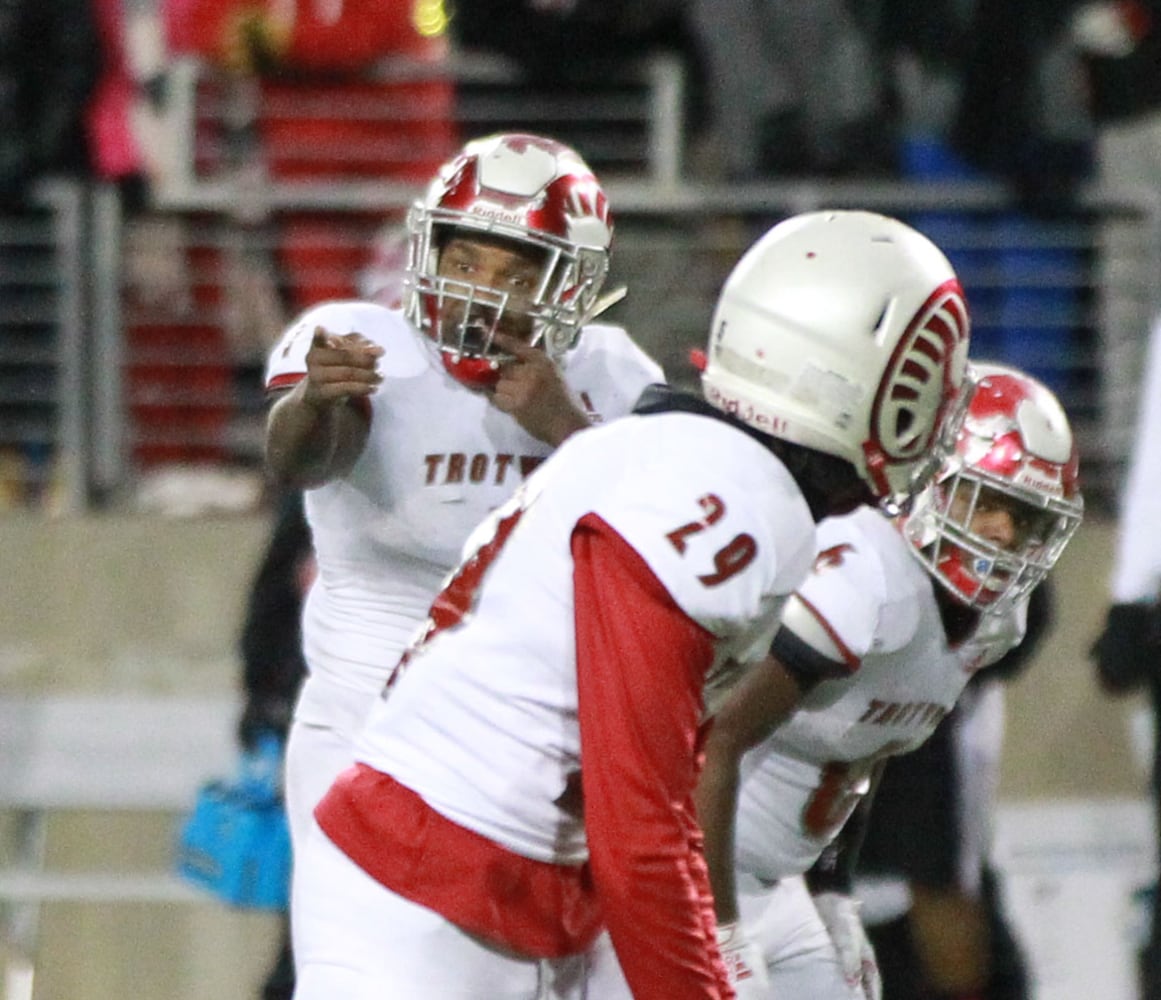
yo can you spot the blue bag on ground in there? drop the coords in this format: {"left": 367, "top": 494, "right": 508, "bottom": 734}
{"left": 174, "top": 733, "right": 291, "bottom": 910}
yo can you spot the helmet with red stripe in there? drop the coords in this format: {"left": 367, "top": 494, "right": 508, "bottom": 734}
{"left": 404, "top": 133, "right": 612, "bottom": 389}
{"left": 901, "top": 362, "right": 1083, "bottom": 613}
{"left": 701, "top": 210, "right": 972, "bottom": 505}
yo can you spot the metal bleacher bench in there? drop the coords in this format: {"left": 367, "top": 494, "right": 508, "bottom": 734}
{"left": 0, "top": 693, "right": 239, "bottom": 956}
{"left": 153, "top": 49, "right": 687, "bottom": 212}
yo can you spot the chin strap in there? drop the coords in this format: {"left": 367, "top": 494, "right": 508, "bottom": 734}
{"left": 861, "top": 441, "right": 893, "bottom": 502}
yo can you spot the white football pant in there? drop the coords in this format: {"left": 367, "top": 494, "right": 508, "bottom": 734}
{"left": 284, "top": 674, "right": 370, "bottom": 854}
{"left": 292, "top": 820, "right": 591, "bottom": 999}
{"left": 741, "top": 873, "right": 865, "bottom": 999}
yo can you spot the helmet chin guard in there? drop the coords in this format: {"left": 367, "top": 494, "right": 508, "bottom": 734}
{"left": 901, "top": 362, "right": 1084, "bottom": 614}
{"left": 404, "top": 133, "right": 612, "bottom": 389}
{"left": 701, "top": 210, "right": 972, "bottom": 505}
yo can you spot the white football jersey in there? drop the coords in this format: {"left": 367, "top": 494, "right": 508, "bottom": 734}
{"left": 734, "top": 505, "right": 1026, "bottom": 882}
{"left": 264, "top": 302, "right": 664, "bottom": 700}
{"left": 354, "top": 410, "right": 819, "bottom": 865}
{"left": 1110, "top": 312, "right": 1161, "bottom": 603}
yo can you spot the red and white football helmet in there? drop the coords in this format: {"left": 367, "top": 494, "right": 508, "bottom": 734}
{"left": 901, "top": 362, "right": 1084, "bottom": 614}
{"left": 404, "top": 132, "right": 613, "bottom": 389}
{"left": 701, "top": 210, "right": 972, "bottom": 504}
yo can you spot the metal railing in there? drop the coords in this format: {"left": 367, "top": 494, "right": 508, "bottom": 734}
{"left": 0, "top": 181, "right": 106, "bottom": 514}
{"left": 1, "top": 49, "right": 1158, "bottom": 517}
{"left": 153, "top": 51, "right": 686, "bottom": 210}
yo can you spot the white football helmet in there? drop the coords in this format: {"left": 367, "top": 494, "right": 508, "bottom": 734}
{"left": 701, "top": 210, "right": 971, "bottom": 504}
{"left": 404, "top": 132, "right": 613, "bottom": 389}
{"left": 901, "top": 362, "right": 1083, "bottom": 614}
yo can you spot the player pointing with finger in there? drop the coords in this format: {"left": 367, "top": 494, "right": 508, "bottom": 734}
{"left": 261, "top": 133, "right": 665, "bottom": 968}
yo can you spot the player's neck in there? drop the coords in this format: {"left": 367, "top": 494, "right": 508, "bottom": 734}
{"left": 934, "top": 582, "right": 982, "bottom": 646}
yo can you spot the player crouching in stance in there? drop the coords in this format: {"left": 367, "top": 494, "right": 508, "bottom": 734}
{"left": 291, "top": 210, "right": 970, "bottom": 1000}
{"left": 692, "top": 363, "right": 1083, "bottom": 1000}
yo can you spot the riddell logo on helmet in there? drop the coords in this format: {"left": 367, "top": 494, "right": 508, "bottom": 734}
{"left": 472, "top": 205, "right": 530, "bottom": 227}
{"left": 705, "top": 385, "right": 789, "bottom": 435}
{"left": 1015, "top": 468, "right": 1062, "bottom": 496}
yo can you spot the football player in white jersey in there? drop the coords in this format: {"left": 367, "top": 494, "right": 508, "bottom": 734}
{"left": 263, "top": 133, "right": 664, "bottom": 862}
{"left": 692, "top": 363, "right": 1084, "bottom": 1000}
{"left": 291, "top": 209, "right": 972, "bottom": 1000}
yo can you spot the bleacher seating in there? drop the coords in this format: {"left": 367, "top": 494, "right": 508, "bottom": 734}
{"left": 1, "top": 49, "right": 1158, "bottom": 515}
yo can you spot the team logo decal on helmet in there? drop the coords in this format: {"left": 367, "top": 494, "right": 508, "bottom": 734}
{"left": 404, "top": 133, "right": 613, "bottom": 389}
{"left": 902, "top": 362, "right": 1083, "bottom": 614}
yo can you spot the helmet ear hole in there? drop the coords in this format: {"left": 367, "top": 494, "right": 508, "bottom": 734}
{"left": 700, "top": 210, "right": 970, "bottom": 505}
{"left": 895, "top": 410, "right": 914, "bottom": 440}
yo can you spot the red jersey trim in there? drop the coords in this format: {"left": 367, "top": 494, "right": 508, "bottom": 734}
{"left": 266, "top": 372, "right": 304, "bottom": 392}
{"left": 315, "top": 764, "right": 603, "bottom": 958}
{"left": 795, "top": 592, "right": 862, "bottom": 671}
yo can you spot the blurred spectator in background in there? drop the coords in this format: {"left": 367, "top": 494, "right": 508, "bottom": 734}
{"left": 689, "top": 0, "right": 1094, "bottom": 403}
{"left": 115, "top": 0, "right": 457, "bottom": 483}
{"left": 857, "top": 580, "right": 1057, "bottom": 1000}
{"left": 1092, "top": 311, "right": 1161, "bottom": 1000}
{"left": 904, "top": 0, "right": 1093, "bottom": 403}
{"left": 1069, "top": 0, "right": 1161, "bottom": 474}
{"left": 451, "top": 0, "right": 697, "bottom": 84}
{"left": 0, "top": 0, "right": 100, "bottom": 506}
{"left": 948, "top": 0, "right": 1092, "bottom": 210}
{"left": 86, "top": 0, "right": 170, "bottom": 207}
{"left": 166, "top": 0, "right": 458, "bottom": 311}
{"left": 451, "top": 0, "right": 706, "bottom": 156}
{"left": 688, "top": 0, "right": 894, "bottom": 179}
{"left": 0, "top": 0, "right": 99, "bottom": 205}
{"left": 237, "top": 489, "right": 314, "bottom": 1000}
{"left": 1069, "top": 0, "right": 1161, "bottom": 236}
{"left": 88, "top": 0, "right": 241, "bottom": 479}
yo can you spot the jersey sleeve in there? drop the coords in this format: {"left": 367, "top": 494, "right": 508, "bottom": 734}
{"left": 572, "top": 514, "right": 730, "bottom": 1000}
{"left": 776, "top": 514, "right": 896, "bottom": 674}
{"left": 572, "top": 323, "right": 667, "bottom": 420}
{"left": 265, "top": 307, "right": 323, "bottom": 392}
{"left": 264, "top": 300, "right": 395, "bottom": 391}
{"left": 588, "top": 430, "right": 813, "bottom": 648}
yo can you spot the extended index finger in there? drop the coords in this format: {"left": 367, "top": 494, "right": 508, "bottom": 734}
{"left": 310, "top": 326, "right": 383, "bottom": 359}
{"left": 491, "top": 331, "right": 543, "bottom": 362}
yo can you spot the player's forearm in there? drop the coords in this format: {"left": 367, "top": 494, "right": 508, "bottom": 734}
{"left": 264, "top": 384, "right": 366, "bottom": 488}
{"left": 509, "top": 394, "right": 592, "bottom": 447}
{"left": 537, "top": 401, "right": 591, "bottom": 447}
{"left": 692, "top": 738, "right": 742, "bottom": 924}
{"left": 595, "top": 847, "right": 732, "bottom": 1000}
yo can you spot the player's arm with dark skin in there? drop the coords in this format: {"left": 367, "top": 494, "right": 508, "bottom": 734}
{"left": 693, "top": 653, "right": 818, "bottom": 924}
{"left": 265, "top": 327, "right": 383, "bottom": 489}
{"left": 265, "top": 326, "right": 592, "bottom": 490}
{"left": 491, "top": 331, "right": 592, "bottom": 445}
